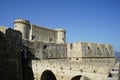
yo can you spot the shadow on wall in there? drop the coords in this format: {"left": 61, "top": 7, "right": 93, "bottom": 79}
{"left": 21, "top": 45, "right": 39, "bottom": 80}
{"left": 0, "top": 29, "right": 23, "bottom": 80}
{"left": 22, "top": 66, "right": 34, "bottom": 80}
{"left": 21, "top": 45, "right": 58, "bottom": 80}
{"left": 0, "top": 28, "right": 40, "bottom": 80}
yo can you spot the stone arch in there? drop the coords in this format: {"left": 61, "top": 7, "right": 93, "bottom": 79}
{"left": 71, "top": 75, "right": 82, "bottom": 80}
{"left": 40, "top": 70, "right": 56, "bottom": 80}
{"left": 71, "top": 75, "right": 90, "bottom": 80}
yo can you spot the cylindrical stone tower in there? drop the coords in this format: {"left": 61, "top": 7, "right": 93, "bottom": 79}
{"left": 14, "top": 19, "right": 31, "bottom": 40}
{"left": 55, "top": 28, "right": 66, "bottom": 44}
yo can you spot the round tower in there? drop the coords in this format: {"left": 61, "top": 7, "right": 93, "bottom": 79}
{"left": 55, "top": 28, "right": 66, "bottom": 44}
{"left": 14, "top": 19, "right": 31, "bottom": 40}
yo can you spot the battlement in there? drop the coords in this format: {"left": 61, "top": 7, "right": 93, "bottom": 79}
{"left": 14, "top": 19, "right": 30, "bottom": 25}
{"left": 67, "top": 42, "right": 114, "bottom": 58}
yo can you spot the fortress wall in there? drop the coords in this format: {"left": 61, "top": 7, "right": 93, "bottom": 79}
{"left": 32, "top": 59, "right": 114, "bottom": 80}
{"left": 14, "top": 19, "right": 66, "bottom": 44}
{"left": 24, "top": 41, "right": 67, "bottom": 59}
{"left": 0, "top": 28, "right": 23, "bottom": 80}
{"left": 0, "top": 20, "right": 116, "bottom": 80}
{"left": 32, "top": 25, "right": 57, "bottom": 43}
{"left": 67, "top": 42, "right": 82, "bottom": 57}
{"left": 67, "top": 42, "right": 115, "bottom": 63}
{"left": 67, "top": 42, "right": 114, "bottom": 58}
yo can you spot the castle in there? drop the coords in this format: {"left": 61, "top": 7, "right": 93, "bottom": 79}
{"left": 0, "top": 19, "right": 117, "bottom": 80}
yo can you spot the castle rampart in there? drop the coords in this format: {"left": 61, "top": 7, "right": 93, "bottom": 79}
{"left": 0, "top": 19, "right": 116, "bottom": 80}
{"left": 23, "top": 40, "right": 67, "bottom": 59}
{"left": 14, "top": 19, "right": 66, "bottom": 44}
{"left": 67, "top": 42, "right": 114, "bottom": 58}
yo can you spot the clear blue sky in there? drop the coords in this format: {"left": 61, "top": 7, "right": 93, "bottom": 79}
{"left": 0, "top": 0, "right": 120, "bottom": 51}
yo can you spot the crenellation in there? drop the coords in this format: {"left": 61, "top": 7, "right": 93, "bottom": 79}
{"left": 67, "top": 42, "right": 114, "bottom": 59}
{"left": 14, "top": 19, "right": 30, "bottom": 24}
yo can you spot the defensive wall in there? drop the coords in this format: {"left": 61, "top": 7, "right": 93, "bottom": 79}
{"left": 14, "top": 19, "right": 66, "bottom": 44}
{"left": 13, "top": 19, "right": 115, "bottom": 80}
{"left": 0, "top": 27, "right": 23, "bottom": 80}
{"left": 0, "top": 19, "right": 116, "bottom": 80}
{"left": 67, "top": 42, "right": 114, "bottom": 62}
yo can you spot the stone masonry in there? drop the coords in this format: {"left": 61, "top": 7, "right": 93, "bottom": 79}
{"left": 0, "top": 19, "right": 116, "bottom": 80}
{"left": 0, "top": 28, "right": 23, "bottom": 80}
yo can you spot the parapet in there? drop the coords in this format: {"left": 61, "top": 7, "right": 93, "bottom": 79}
{"left": 55, "top": 28, "right": 66, "bottom": 32}
{"left": 14, "top": 19, "right": 30, "bottom": 25}
{"left": 67, "top": 42, "right": 114, "bottom": 58}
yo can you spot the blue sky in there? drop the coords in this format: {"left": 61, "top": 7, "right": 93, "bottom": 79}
{"left": 0, "top": 0, "right": 120, "bottom": 51}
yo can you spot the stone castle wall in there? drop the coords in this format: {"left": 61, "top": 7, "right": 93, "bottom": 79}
{"left": 67, "top": 42, "right": 114, "bottom": 57}
{"left": 0, "top": 19, "right": 116, "bottom": 80}
{"left": 67, "top": 42, "right": 115, "bottom": 63}
{"left": 14, "top": 19, "right": 66, "bottom": 44}
{"left": 22, "top": 40, "right": 67, "bottom": 59}
{"left": 31, "top": 25, "right": 57, "bottom": 43}
{"left": 0, "top": 28, "right": 23, "bottom": 80}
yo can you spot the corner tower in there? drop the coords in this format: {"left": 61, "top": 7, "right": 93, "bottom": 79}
{"left": 55, "top": 28, "right": 66, "bottom": 44}
{"left": 14, "top": 19, "right": 31, "bottom": 40}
